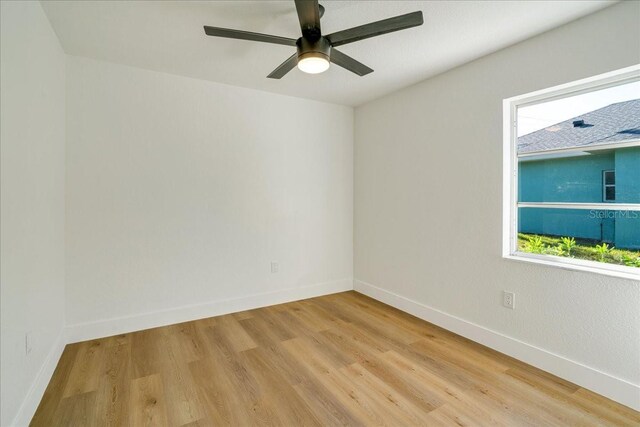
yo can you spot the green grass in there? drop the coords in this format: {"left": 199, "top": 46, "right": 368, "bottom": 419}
{"left": 518, "top": 233, "right": 640, "bottom": 267}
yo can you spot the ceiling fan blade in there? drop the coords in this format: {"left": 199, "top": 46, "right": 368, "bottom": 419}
{"left": 330, "top": 49, "right": 373, "bottom": 76}
{"left": 267, "top": 53, "right": 298, "bottom": 79}
{"left": 326, "top": 11, "right": 423, "bottom": 47}
{"left": 204, "top": 26, "right": 297, "bottom": 46}
{"left": 294, "top": 0, "right": 321, "bottom": 38}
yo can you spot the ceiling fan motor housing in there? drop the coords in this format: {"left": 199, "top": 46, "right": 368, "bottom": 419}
{"left": 296, "top": 36, "right": 331, "bottom": 64}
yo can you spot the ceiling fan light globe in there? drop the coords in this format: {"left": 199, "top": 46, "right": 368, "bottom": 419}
{"left": 297, "top": 56, "right": 330, "bottom": 74}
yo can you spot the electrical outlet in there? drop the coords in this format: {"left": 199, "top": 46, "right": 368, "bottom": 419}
{"left": 25, "top": 332, "right": 32, "bottom": 355}
{"left": 503, "top": 291, "right": 515, "bottom": 309}
{"left": 271, "top": 262, "right": 279, "bottom": 273}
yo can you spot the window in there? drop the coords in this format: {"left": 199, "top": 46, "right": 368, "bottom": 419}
{"left": 503, "top": 65, "right": 640, "bottom": 279}
{"left": 603, "top": 170, "right": 615, "bottom": 202}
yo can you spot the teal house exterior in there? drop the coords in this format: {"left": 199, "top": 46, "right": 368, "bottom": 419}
{"left": 518, "top": 100, "right": 640, "bottom": 249}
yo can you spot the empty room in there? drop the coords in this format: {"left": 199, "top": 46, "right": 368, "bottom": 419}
{"left": 2, "top": 0, "right": 639, "bottom": 425}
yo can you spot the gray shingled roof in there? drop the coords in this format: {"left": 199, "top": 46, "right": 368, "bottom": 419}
{"left": 518, "top": 99, "right": 640, "bottom": 154}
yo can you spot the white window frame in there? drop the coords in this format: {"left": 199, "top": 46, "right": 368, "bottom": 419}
{"left": 602, "top": 170, "right": 615, "bottom": 202}
{"left": 502, "top": 65, "right": 640, "bottom": 280}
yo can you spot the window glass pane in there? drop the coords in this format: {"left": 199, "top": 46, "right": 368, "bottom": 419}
{"left": 518, "top": 207, "right": 640, "bottom": 266}
{"left": 517, "top": 81, "right": 640, "bottom": 153}
{"left": 605, "top": 186, "right": 615, "bottom": 201}
{"left": 518, "top": 152, "right": 616, "bottom": 203}
{"left": 604, "top": 171, "right": 615, "bottom": 185}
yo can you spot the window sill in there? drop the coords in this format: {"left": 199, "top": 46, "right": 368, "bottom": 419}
{"left": 503, "top": 252, "right": 640, "bottom": 281}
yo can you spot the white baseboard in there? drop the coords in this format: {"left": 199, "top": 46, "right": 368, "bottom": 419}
{"left": 354, "top": 279, "right": 640, "bottom": 412}
{"left": 65, "top": 278, "right": 353, "bottom": 343}
{"left": 11, "top": 330, "right": 67, "bottom": 427}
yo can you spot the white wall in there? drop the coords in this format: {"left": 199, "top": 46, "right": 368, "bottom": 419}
{"left": 65, "top": 57, "right": 353, "bottom": 334}
{"left": 355, "top": 0, "right": 640, "bottom": 409}
{"left": 0, "top": 2, "right": 67, "bottom": 426}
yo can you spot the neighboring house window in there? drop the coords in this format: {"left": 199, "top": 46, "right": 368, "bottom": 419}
{"left": 503, "top": 65, "right": 640, "bottom": 279}
{"left": 603, "top": 170, "right": 615, "bottom": 202}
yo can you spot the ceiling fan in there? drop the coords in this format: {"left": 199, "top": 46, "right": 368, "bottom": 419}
{"left": 203, "top": 0, "right": 423, "bottom": 78}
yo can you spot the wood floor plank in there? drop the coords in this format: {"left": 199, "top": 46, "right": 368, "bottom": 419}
{"left": 199, "top": 325, "right": 262, "bottom": 404}
{"left": 95, "top": 343, "right": 131, "bottom": 426}
{"left": 295, "top": 298, "right": 348, "bottom": 329}
{"left": 51, "top": 391, "right": 98, "bottom": 427}
{"left": 189, "top": 355, "right": 252, "bottom": 426}
{"left": 164, "top": 321, "right": 209, "bottom": 364}
{"left": 285, "top": 301, "right": 334, "bottom": 332}
{"left": 214, "top": 315, "right": 258, "bottom": 353}
{"left": 157, "top": 329, "right": 206, "bottom": 426}
{"left": 237, "top": 315, "right": 291, "bottom": 349}
{"left": 239, "top": 347, "right": 323, "bottom": 426}
{"left": 234, "top": 326, "right": 367, "bottom": 426}
{"left": 30, "top": 343, "right": 80, "bottom": 427}
{"left": 61, "top": 340, "right": 106, "bottom": 398}
{"left": 283, "top": 338, "right": 390, "bottom": 425}
{"left": 319, "top": 324, "right": 447, "bottom": 416}
{"left": 129, "top": 374, "right": 169, "bottom": 427}
{"left": 409, "top": 340, "right": 592, "bottom": 426}
{"left": 377, "top": 349, "right": 515, "bottom": 426}
{"left": 340, "top": 362, "right": 432, "bottom": 425}
{"left": 505, "top": 365, "right": 629, "bottom": 425}
{"left": 571, "top": 387, "right": 640, "bottom": 425}
{"left": 270, "top": 311, "right": 356, "bottom": 370}
{"left": 315, "top": 296, "right": 425, "bottom": 345}
{"left": 102, "top": 333, "right": 130, "bottom": 348}
{"left": 32, "top": 291, "right": 640, "bottom": 426}
{"left": 130, "top": 327, "right": 166, "bottom": 379}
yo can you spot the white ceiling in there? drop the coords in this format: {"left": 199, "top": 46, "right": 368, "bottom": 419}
{"left": 41, "top": 1, "right": 616, "bottom": 106}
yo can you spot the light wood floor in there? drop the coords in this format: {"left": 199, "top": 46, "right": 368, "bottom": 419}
{"left": 32, "top": 291, "right": 639, "bottom": 426}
